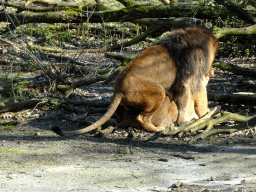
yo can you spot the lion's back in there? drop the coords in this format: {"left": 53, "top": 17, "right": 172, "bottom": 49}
{"left": 156, "top": 26, "right": 218, "bottom": 94}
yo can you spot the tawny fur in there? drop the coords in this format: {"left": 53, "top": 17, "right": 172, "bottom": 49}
{"left": 116, "top": 68, "right": 215, "bottom": 129}
{"left": 52, "top": 26, "right": 218, "bottom": 136}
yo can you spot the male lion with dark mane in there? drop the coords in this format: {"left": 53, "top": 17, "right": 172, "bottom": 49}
{"left": 52, "top": 26, "right": 218, "bottom": 136}
{"left": 115, "top": 67, "right": 215, "bottom": 130}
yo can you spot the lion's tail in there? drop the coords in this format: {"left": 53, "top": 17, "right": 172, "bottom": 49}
{"left": 52, "top": 93, "right": 122, "bottom": 136}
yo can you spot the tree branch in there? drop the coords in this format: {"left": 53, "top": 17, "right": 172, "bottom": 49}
{"left": 213, "top": 60, "right": 256, "bottom": 78}
{"left": 28, "top": 25, "right": 158, "bottom": 53}
{"left": 116, "top": 0, "right": 137, "bottom": 7}
{"left": 214, "top": 24, "right": 256, "bottom": 39}
{"left": 134, "top": 17, "right": 202, "bottom": 27}
{"left": 0, "top": 99, "right": 43, "bottom": 113}
{"left": 208, "top": 92, "right": 256, "bottom": 105}
{"left": 188, "top": 113, "right": 256, "bottom": 143}
{"left": 0, "top": 5, "right": 232, "bottom": 26}
{"left": 214, "top": 0, "right": 256, "bottom": 24}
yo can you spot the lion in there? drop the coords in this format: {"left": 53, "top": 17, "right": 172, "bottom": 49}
{"left": 115, "top": 67, "right": 215, "bottom": 130}
{"left": 52, "top": 26, "right": 218, "bottom": 136}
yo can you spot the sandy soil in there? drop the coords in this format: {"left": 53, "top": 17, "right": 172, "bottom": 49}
{"left": 0, "top": 120, "right": 256, "bottom": 192}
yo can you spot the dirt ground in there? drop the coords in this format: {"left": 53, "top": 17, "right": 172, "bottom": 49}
{"left": 0, "top": 122, "right": 256, "bottom": 192}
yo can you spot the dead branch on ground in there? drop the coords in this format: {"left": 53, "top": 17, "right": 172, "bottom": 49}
{"left": 213, "top": 61, "right": 256, "bottom": 78}
{"left": 0, "top": 99, "right": 44, "bottom": 113}
{"left": 161, "top": 109, "right": 256, "bottom": 143}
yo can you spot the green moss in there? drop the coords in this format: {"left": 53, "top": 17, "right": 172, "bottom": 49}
{"left": 2, "top": 98, "right": 9, "bottom": 104}
{"left": 29, "top": 90, "right": 36, "bottom": 99}
{"left": 46, "top": 98, "right": 60, "bottom": 109}
{"left": 15, "top": 74, "right": 29, "bottom": 79}
{"left": 0, "top": 147, "right": 26, "bottom": 154}
{"left": 95, "top": 3, "right": 108, "bottom": 11}
{"left": 63, "top": 6, "right": 85, "bottom": 15}
{"left": 6, "top": 125, "right": 14, "bottom": 131}
{"left": 100, "top": 4, "right": 146, "bottom": 14}
{"left": 17, "top": 81, "right": 29, "bottom": 87}
{"left": 134, "top": 5, "right": 146, "bottom": 12}
{"left": 46, "top": 12, "right": 61, "bottom": 21}
{"left": 212, "top": 63, "right": 229, "bottom": 70}
{"left": 122, "top": 5, "right": 146, "bottom": 13}
{"left": 3, "top": 81, "right": 30, "bottom": 96}
{"left": 64, "top": 10, "right": 79, "bottom": 15}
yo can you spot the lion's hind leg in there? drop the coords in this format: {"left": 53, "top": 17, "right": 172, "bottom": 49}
{"left": 137, "top": 85, "right": 166, "bottom": 132}
{"left": 124, "top": 78, "right": 166, "bottom": 133}
{"left": 151, "top": 95, "right": 178, "bottom": 127}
